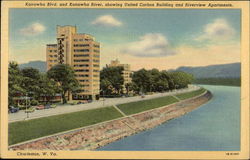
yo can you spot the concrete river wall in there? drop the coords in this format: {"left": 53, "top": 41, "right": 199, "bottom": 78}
{"left": 9, "top": 91, "right": 212, "bottom": 150}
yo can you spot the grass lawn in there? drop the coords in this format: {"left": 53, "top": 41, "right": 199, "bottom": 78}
{"left": 9, "top": 87, "right": 207, "bottom": 145}
{"left": 175, "top": 88, "right": 206, "bottom": 100}
{"left": 9, "top": 106, "right": 123, "bottom": 145}
{"left": 117, "top": 96, "right": 179, "bottom": 115}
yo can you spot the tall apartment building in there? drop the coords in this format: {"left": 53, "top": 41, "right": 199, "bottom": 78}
{"left": 108, "top": 59, "right": 132, "bottom": 93}
{"left": 46, "top": 25, "right": 100, "bottom": 100}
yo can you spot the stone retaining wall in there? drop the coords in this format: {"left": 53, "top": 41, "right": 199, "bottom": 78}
{"left": 9, "top": 91, "right": 212, "bottom": 150}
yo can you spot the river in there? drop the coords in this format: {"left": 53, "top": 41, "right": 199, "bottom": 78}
{"left": 98, "top": 85, "right": 240, "bottom": 151}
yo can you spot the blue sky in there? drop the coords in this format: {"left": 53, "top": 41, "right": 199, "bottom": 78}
{"left": 9, "top": 9, "right": 241, "bottom": 70}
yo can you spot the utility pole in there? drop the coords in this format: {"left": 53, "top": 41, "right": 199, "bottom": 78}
{"left": 26, "top": 92, "right": 29, "bottom": 119}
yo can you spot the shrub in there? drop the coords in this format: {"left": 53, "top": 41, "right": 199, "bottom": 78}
{"left": 30, "top": 99, "right": 39, "bottom": 106}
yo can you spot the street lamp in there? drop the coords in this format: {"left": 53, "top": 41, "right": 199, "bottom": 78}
{"left": 25, "top": 92, "right": 29, "bottom": 119}
{"left": 100, "top": 89, "right": 105, "bottom": 106}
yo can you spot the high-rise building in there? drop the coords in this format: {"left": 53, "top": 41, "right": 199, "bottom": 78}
{"left": 46, "top": 25, "right": 100, "bottom": 100}
{"left": 108, "top": 59, "right": 132, "bottom": 93}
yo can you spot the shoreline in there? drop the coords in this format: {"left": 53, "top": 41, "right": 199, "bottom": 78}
{"left": 9, "top": 91, "right": 212, "bottom": 151}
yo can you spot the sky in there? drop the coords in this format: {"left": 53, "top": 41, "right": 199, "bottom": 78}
{"left": 9, "top": 9, "right": 241, "bottom": 70}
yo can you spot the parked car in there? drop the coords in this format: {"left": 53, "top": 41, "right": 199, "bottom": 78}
{"left": 141, "top": 94, "right": 145, "bottom": 98}
{"left": 79, "top": 100, "right": 88, "bottom": 104}
{"left": 9, "top": 106, "right": 19, "bottom": 113}
{"left": 45, "top": 104, "right": 51, "bottom": 109}
{"left": 70, "top": 101, "right": 78, "bottom": 105}
{"left": 50, "top": 104, "right": 57, "bottom": 108}
{"left": 25, "top": 107, "right": 35, "bottom": 113}
{"left": 87, "top": 100, "right": 92, "bottom": 103}
{"left": 36, "top": 105, "right": 45, "bottom": 110}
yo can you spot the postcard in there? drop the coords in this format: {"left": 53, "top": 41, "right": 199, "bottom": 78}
{"left": 1, "top": 0, "right": 249, "bottom": 159}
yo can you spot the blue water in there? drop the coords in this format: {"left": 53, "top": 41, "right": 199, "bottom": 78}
{"left": 98, "top": 85, "right": 240, "bottom": 151}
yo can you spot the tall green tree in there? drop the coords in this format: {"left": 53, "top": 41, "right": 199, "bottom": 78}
{"left": 170, "top": 71, "right": 194, "bottom": 89}
{"left": 21, "top": 67, "right": 41, "bottom": 100}
{"left": 47, "top": 64, "right": 80, "bottom": 104}
{"left": 125, "top": 82, "right": 133, "bottom": 95}
{"left": 132, "top": 68, "right": 152, "bottom": 93}
{"left": 8, "top": 62, "right": 24, "bottom": 106}
{"left": 37, "top": 73, "right": 59, "bottom": 103}
{"left": 148, "top": 69, "right": 161, "bottom": 92}
{"left": 100, "top": 79, "right": 113, "bottom": 96}
{"left": 100, "top": 66, "right": 124, "bottom": 95}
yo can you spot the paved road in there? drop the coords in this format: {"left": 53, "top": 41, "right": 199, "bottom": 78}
{"left": 9, "top": 85, "right": 200, "bottom": 123}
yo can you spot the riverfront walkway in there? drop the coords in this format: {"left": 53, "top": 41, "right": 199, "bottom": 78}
{"left": 9, "top": 85, "right": 200, "bottom": 123}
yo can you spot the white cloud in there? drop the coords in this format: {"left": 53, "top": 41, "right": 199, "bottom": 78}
{"left": 121, "top": 33, "right": 176, "bottom": 57}
{"left": 19, "top": 22, "right": 46, "bottom": 36}
{"left": 92, "top": 15, "right": 122, "bottom": 27}
{"left": 195, "top": 18, "right": 235, "bottom": 41}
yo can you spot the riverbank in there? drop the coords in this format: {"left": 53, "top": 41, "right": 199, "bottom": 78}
{"left": 9, "top": 90, "right": 212, "bottom": 150}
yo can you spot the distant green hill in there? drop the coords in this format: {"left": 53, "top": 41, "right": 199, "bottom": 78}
{"left": 175, "top": 63, "right": 240, "bottom": 78}
{"left": 193, "top": 78, "right": 240, "bottom": 86}
{"left": 19, "top": 61, "right": 46, "bottom": 72}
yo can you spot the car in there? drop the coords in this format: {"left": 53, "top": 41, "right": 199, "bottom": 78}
{"left": 50, "top": 104, "right": 57, "bottom": 108}
{"left": 25, "top": 107, "right": 35, "bottom": 113}
{"left": 141, "top": 94, "right": 145, "bottom": 98}
{"left": 81, "top": 100, "right": 88, "bottom": 104}
{"left": 9, "top": 106, "right": 19, "bottom": 113}
{"left": 87, "top": 100, "right": 92, "bottom": 103}
{"left": 36, "top": 105, "right": 45, "bottom": 110}
{"left": 70, "top": 101, "right": 78, "bottom": 105}
{"left": 45, "top": 104, "right": 51, "bottom": 109}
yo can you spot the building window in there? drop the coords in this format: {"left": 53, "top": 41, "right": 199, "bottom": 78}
{"left": 74, "top": 59, "right": 89, "bottom": 62}
{"left": 74, "top": 54, "right": 89, "bottom": 57}
{"left": 93, "top": 64, "right": 99, "bottom": 67}
{"left": 74, "top": 49, "right": 90, "bottom": 52}
{"left": 94, "top": 44, "right": 100, "bottom": 48}
{"left": 76, "top": 74, "right": 89, "bottom": 77}
{"left": 93, "top": 59, "right": 99, "bottom": 62}
{"left": 93, "top": 74, "right": 99, "bottom": 77}
{"left": 94, "top": 50, "right": 99, "bottom": 53}
{"left": 93, "top": 54, "right": 99, "bottom": 58}
{"left": 74, "top": 69, "right": 89, "bottom": 72}
{"left": 79, "top": 79, "right": 89, "bottom": 82}
{"left": 54, "top": 55, "right": 57, "bottom": 57}
{"left": 73, "top": 44, "right": 90, "bottom": 47}
{"left": 82, "top": 84, "right": 90, "bottom": 87}
{"left": 74, "top": 64, "right": 89, "bottom": 67}
{"left": 74, "top": 39, "right": 78, "bottom": 42}
{"left": 93, "top": 70, "right": 99, "bottom": 72}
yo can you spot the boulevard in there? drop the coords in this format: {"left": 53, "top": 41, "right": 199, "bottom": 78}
{"left": 9, "top": 85, "right": 199, "bottom": 123}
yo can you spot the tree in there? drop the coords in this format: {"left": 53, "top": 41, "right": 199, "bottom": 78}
{"left": 8, "top": 62, "right": 25, "bottom": 106}
{"left": 148, "top": 69, "right": 161, "bottom": 92}
{"left": 100, "top": 79, "right": 112, "bottom": 96}
{"left": 100, "top": 66, "right": 124, "bottom": 95}
{"left": 125, "top": 82, "right": 133, "bottom": 95}
{"left": 47, "top": 64, "right": 80, "bottom": 104}
{"left": 132, "top": 68, "right": 152, "bottom": 93}
{"left": 37, "top": 73, "right": 59, "bottom": 103}
{"left": 21, "top": 67, "right": 41, "bottom": 100}
{"left": 170, "top": 71, "right": 194, "bottom": 89}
